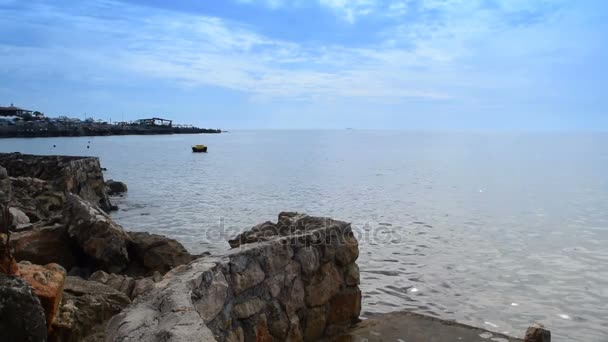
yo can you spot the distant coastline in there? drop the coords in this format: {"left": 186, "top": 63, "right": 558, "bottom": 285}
{"left": 0, "top": 105, "right": 221, "bottom": 138}
{"left": 0, "top": 125, "right": 221, "bottom": 138}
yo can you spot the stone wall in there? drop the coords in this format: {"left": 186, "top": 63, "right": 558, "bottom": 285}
{"left": 0, "top": 153, "right": 112, "bottom": 211}
{"left": 106, "top": 213, "right": 361, "bottom": 341}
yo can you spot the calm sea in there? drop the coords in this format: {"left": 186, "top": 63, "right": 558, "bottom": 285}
{"left": 1, "top": 130, "right": 607, "bottom": 341}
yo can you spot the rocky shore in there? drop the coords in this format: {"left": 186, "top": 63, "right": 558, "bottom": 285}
{"left": 0, "top": 153, "right": 551, "bottom": 342}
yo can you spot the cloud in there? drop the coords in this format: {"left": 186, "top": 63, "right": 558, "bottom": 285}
{"left": 0, "top": 0, "right": 587, "bottom": 109}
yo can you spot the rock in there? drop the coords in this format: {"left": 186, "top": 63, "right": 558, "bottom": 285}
{"left": 18, "top": 262, "right": 67, "bottom": 329}
{"left": 51, "top": 276, "right": 131, "bottom": 342}
{"left": 105, "top": 260, "right": 218, "bottom": 342}
{"left": 296, "top": 246, "right": 320, "bottom": 276}
{"left": 0, "top": 273, "right": 48, "bottom": 342}
{"left": 63, "top": 193, "right": 130, "bottom": 273}
{"left": 254, "top": 314, "right": 273, "bottom": 342}
{"left": 152, "top": 271, "right": 162, "bottom": 283}
{"left": 89, "top": 270, "right": 136, "bottom": 298}
{"left": 0, "top": 153, "right": 113, "bottom": 212}
{"left": 335, "top": 232, "right": 359, "bottom": 266}
{"left": 230, "top": 259, "right": 265, "bottom": 294}
{"left": 11, "top": 224, "right": 77, "bottom": 270}
{"left": 107, "top": 213, "right": 360, "bottom": 342}
{"left": 9, "top": 206, "right": 30, "bottom": 226}
{"left": 131, "top": 278, "right": 155, "bottom": 299}
{"left": 267, "top": 300, "right": 289, "bottom": 339}
{"left": 105, "top": 179, "right": 128, "bottom": 195}
{"left": 191, "top": 269, "right": 229, "bottom": 323}
{"left": 88, "top": 270, "right": 110, "bottom": 283}
{"left": 127, "top": 231, "right": 194, "bottom": 276}
{"left": 226, "top": 326, "right": 245, "bottom": 342}
{"left": 326, "top": 287, "right": 361, "bottom": 325}
{"left": 0, "top": 166, "right": 12, "bottom": 203}
{"left": 524, "top": 324, "right": 551, "bottom": 342}
{"left": 233, "top": 298, "right": 265, "bottom": 319}
{"left": 305, "top": 262, "right": 343, "bottom": 307}
{"left": 281, "top": 277, "right": 305, "bottom": 315}
{"left": 344, "top": 263, "right": 360, "bottom": 286}
{"left": 304, "top": 307, "right": 327, "bottom": 341}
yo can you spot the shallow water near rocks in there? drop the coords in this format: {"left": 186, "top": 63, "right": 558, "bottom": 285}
{"left": 1, "top": 130, "right": 607, "bottom": 341}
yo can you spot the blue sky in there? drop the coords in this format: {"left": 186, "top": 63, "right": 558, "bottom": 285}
{"left": 0, "top": 0, "right": 606, "bottom": 129}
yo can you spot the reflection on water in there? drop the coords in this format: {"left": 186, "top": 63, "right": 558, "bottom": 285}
{"left": 1, "top": 130, "right": 607, "bottom": 341}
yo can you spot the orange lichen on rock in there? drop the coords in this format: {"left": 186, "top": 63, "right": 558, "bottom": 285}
{"left": 18, "top": 262, "right": 67, "bottom": 329}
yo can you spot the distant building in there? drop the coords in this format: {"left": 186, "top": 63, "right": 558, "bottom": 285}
{"left": 0, "top": 105, "right": 33, "bottom": 117}
{"left": 136, "top": 117, "right": 173, "bottom": 127}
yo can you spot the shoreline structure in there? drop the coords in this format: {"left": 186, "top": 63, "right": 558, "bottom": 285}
{"left": 0, "top": 153, "right": 551, "bottom": 341}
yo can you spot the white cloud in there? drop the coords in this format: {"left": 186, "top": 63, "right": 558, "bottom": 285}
{"left": 0, "top": 0, "right": 579, "bottom": 107}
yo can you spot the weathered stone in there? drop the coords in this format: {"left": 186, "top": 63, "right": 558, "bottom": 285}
{"left": 9, "top": 206, "right": 30, "bottom": 226}
{"left": 226, "top": 326, "right": 245, "bottom": 342}
{"left": 295, "top": 246, "right": 320, "bottom": 276}
{"left": 152, "top": 270, "right": 163, "bottom": 283}
{"left": 51, "top": 276, "right": 131, "bottom": 342}
{"left": 18, "top": 262, "right": 66, "bottom": 329}
{"left": 233, "top": 298, "right": 265, "bottom": 319}
{"left": 192, "top": 269, "right": 229, "bottom": 323}
{"left": 327, "top": 287, "right": 361, "bottom": 325}
{"left": 304, "top": 306, "right": 327, "bottom": 342}
{"left": 344, "top": 263, "right": 360, "bottom": 286}
{"left": 305, "top": 262, "right": 343, "bottom": 307}
{"left": 11, "top": 224, "right": 76, "bottom": 270}
{"left": 231, "top": 260, "right": 265, "bottom": 294}
{"left": 0, "top": 153, "right": 113, "bottom": 212}
{"left": 265, "top": 273, "right": 284, "bottom": 298}
{"left": 524, "top": 324, "right": 551, "bottom": 342}
{"left": 286, "top": 316, "right": 304, "bottom": 342}
{"left": 259, "top": 242, "right": 293, "bottom": 273}
{"left": 64, "top": 193, "right": 130, "bottom": 273}
{"left": 131, "top": 278, "right": 155, "bottom": 299}
{"left": 335, "top": 233, "right": 359, "bottom": 266}
{"left": 105, "top": 179, "right": 128, "bottom": 195}
{"left": 267, "top": 300, "right": 289, "bottom": 340}
{"left": 88, "top": 270, "right": 110, "bottom": 283}
{"left": 281, "top": 277, "right": 305, "bottom": 315}
{"left": 0, "top": 273, "right": 47, "bottom": 342}
{"left": 127, "top": 231, "right": 194, "bottom": 276}
{"left": 106, "top": 259, "right": 218, "bottom": 342}
{"left": 255, "top": 314, "right": 273, "bottom": 342}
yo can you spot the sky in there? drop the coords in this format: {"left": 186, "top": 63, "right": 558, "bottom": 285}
{"left": 0, "top": 0, "right": 606, "bottom": 130}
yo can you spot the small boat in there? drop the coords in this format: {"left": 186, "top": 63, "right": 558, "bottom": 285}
{"left": 192, "top": 144, "right": 208, "bottom": 153}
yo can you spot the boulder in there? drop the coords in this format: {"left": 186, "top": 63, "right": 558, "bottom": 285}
{"left": 127, "top": 231, "right": 194, "bottom": 276}
{"left": 0, "top": 273, "right": 48, "bottom": 342}
{"left": 18, "top": 262, "right": 67, "bottom": 329}
{"left": 524, "top": 324, "right": 551, "bottom": 342}
{"left": 51, "top": 276, "right": 131, "bottom": 342}
{"left": 11, "top": 224, "right": 77, "bottom": 270}
{"left": 63, "top": 194, "right": 130, "bottom": 273}
{"left": 9, "top": 206, "right": 30, "bottom": 226}
{"left": 105, "top": 180, "right": 128, "bottom": 195}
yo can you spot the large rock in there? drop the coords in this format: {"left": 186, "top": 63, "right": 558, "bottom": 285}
{"left": 18, "top": 262, "right": 67, "bottom": 329}
{"left": 11, "top": 224, "right": 77, "bottom": 270}
{"left": 127, "top": 231, "right": 194, "bottom": 276}
{"left": 0, "top": 273, "right": 48, "bottom": 342}
{"left": 0, "top": 153, "right": 113, "bottom": 212}
{"left": 63, "top": 193, "right": 130, "bottom": 273}
{"left": 105, "top": 179, "right": 128, "bottom": 195}
{"left": 524, "top": 324, "right": 551, "bottom": 342}
{"left": 108, "top": 213, "right": 361, "bottom": 342}
{"left": 51, "top": 276, "right": 131, "bottom": 342}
